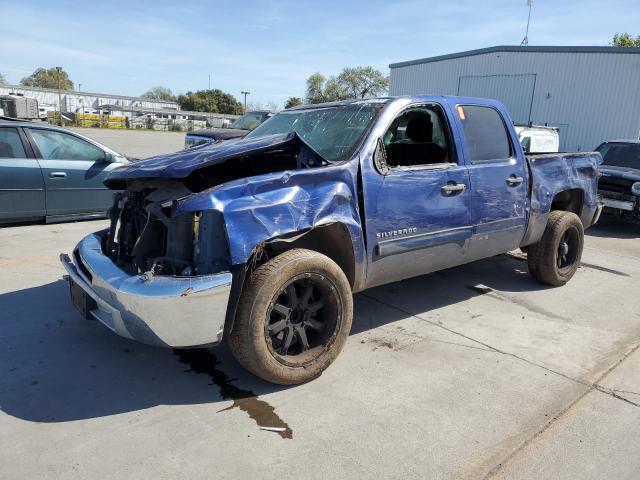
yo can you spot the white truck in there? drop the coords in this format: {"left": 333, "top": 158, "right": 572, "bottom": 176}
{"left": 515, "top": 124, "right": 560, "bottom": 153}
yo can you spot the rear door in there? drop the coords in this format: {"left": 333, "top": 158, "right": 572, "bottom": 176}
{"left": 0, "top": 126, "right": 45, "bottom": 222}
{"left": 455, "top": 104, "right": 528, "bottom": 257}
{"left": 25, "top": 127, "right": 118, "bottom": 218}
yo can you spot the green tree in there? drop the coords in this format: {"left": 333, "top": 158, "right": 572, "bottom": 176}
{"left": 20, "top": 67, "right": 73, "bottom": 90}
{"left": 304, "top": 66, "right": 389, "bottom": 104}
{"left": 612, "top": 32, "right": 640, "bottom": 47}
{"left": 141, "top": 86, "right": 176, "bottom": 102}
{"left": 0, "top": 72, "right": 7, "bottom": 85}
{"left": 334, "top": 66, "right": 389, "bottom": 99}
{"left": 324, "top": 77, "right": 350, "bottom": 101}
{"left": 177, "top": 89, "right": 243, "bottom": 114}
{"left": 284, "top": 97, "right": 303, "bottom": 109}
{"left": 305, "top": 73, "right": 327, "bottom": 104}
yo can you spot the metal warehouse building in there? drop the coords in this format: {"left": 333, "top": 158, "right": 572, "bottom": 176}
{"left": 389, "top": 46, "right": 640, "bottom": 152}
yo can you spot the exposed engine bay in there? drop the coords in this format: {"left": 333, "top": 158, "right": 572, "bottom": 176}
{"left": 103, "top": 134, "right": 331, "bottom": 277}
{"left": 104, "top": 180, "right": 230, "bottom": 277}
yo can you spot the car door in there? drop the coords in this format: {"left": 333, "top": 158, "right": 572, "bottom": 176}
{"left": 455, "top": 104, "right": 528, "bottom": 259}
{"left": 362, "top": 103, "right": 473, "bottom": 288}
{"left": 0, "top": 126, "right": 45, "bottom": 222}
{"left": 25, "top": 127, "right": 119, "bottom": 218}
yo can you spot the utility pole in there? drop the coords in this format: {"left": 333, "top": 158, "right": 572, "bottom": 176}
{"left": 520, "top": 0, "right": 533, "bottom": 46}
{"left": 208, "top": 74, "right": 211, "bottom": 90}
{"left": 78, "top": 83, "right": 82, "bottom": 92}
{"left": 241, "top": 91, "right": 250, "bottom": 111}
{"left": 56, "top": 66, "right": 64, "bottom": 126}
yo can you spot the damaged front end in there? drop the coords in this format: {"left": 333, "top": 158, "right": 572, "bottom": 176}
{"left": 104, "top": 181, "right": 230, "bottom": 278}
{"left": 60, "top": 130, "right": 366, "bottom": 349}
{"left": 60, "top": 180, "right": 234, "bottom": 348}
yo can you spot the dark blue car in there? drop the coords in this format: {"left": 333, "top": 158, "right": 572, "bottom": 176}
{"left": 61, "top": 95, "right": 602, "bottom": 384}
{"left": 596, "top": 140, "right": 640, "bottom": 222}
{"left": 0, "top": 120, "right": 128, "bottom": 224}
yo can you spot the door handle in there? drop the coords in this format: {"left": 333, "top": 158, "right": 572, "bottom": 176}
{"left": 49, "top": 172, "right": 67, "bottom": 178}
{"left": 506, "top": 176, "right": 524, "bottom": 186}
{"left": 441, "top": 183, "right": 466, "bottom": 194}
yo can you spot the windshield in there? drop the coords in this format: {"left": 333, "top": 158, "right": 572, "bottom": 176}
{"left": 245, "top": 105, "right": 381, "bottom": 162}
{"left": 597, "top": 142, "right": 640, "bottom": 169}
{"left": 229, "top": 112, "right": 266, "bottom": 130}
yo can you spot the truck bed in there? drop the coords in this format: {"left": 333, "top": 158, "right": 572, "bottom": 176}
{"left": 522, "top": 152, "right": 602, "bottom": 246}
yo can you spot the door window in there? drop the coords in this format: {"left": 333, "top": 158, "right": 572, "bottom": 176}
{"left": 382, "top": 105, "right": 453, "bottom": 168}
{"left": 0, "top": 128, "right": 27, "bottom": 158}
{"left": 29, "top": 129, "right": 105, "bottom": 161}
{"left": 457, "top": 105, "right": 512, "bottom": 163}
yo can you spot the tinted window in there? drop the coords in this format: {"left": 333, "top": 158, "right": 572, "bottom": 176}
{"left": 0, "top": 128, "right": 27, "bottom": 158}
{"left": 596, "top": 142, "right": 640, "bottom": 169}
{"left": 30, "top": 129, "right": 105, "bottom": 161}
{"left": 458, "top": 105, "right": 511, "bottom": 162}
{"left": 230, "top": 112, "right": 267, "bottom": 130}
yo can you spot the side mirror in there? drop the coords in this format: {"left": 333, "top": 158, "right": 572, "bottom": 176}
{"left": 104, "top": 152, "right": 115, "bottom": 163}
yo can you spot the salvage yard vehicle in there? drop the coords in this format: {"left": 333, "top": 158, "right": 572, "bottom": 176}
{"left": 0, "top": 120, "right": 129, "bottom": 224}
{"left": 184, "top": 110, "right": 273, "bottom": 149}
{"left": 595, "top": 140, "right": 640, "bottom": 222}
{"left": 514, "top": 124, "right": 560, "bottom": 153}
{"left": 61, "top": 95, "right": 602, "bottom": 385}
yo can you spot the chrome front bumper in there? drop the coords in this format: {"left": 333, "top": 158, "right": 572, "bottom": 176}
{"left": 60, "top": 231, "right": 233, "bottom": 348}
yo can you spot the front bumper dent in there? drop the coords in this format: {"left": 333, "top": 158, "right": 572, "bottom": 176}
{"left": 60, "top": 231, "right": 232, "bottom": 348}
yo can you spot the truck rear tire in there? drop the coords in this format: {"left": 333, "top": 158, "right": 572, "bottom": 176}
{"left": 527, "top": 210, "right": 584, "bottom": 286}
{"left": 228, "top": 249, "right": 353, "bottom": 385}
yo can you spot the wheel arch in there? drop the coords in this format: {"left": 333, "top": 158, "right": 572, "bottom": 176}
{"left": 223, "top": 222, "right": 357, "bottom": 337}
{"left": 550, "top": 188, "right": 584, "bottom": 217}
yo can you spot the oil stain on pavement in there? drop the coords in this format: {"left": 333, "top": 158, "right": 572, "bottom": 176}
{"left": 174, "top": 348, "right": 293, "bottom": 439}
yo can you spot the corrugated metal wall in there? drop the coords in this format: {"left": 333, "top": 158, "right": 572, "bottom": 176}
{"left": 390, "top": 50, "right": 640, "bottom": 151}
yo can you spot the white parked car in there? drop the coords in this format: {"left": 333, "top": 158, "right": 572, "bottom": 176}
{"left": 515, "top": 125, "right": 560, "bottom": 153}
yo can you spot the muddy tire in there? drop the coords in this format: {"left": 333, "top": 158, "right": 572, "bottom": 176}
{"left": 228, "top": 249, "right": 353, "bottom": 385}
{"left": 527, "top": 210, "right": 584, "bottom": 286}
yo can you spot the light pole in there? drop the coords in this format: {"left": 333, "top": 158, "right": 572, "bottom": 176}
{"left": 78, "top": 83, "right": 82, "bottom": 92}
{"left": 241, "top": 91, "right": 250, "bottom": 111}
{"left": 55, "top": 66, "right": 63, "bottom": 126}
{"left": 520, "top": 0, "right": 533, "bottom": 46}
{"left": 208, "top": 74, "right": 211, "bottom": 90}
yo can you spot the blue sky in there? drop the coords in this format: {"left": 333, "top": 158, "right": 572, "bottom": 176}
{"left": 1, "top": 0, "right": 639, "bottom": 107}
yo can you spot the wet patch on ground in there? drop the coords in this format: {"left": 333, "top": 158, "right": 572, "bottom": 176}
{"left": 174, "top": 349, "right": 292, "bottom": 439}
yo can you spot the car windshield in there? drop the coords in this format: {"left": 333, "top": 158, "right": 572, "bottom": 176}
{"left": 597, "top": 142, "right": 640, "bottom": 169}
{"left": 245, "top": 104, "right": 381, "bottom": 162}
{"left": 229, "top": 112, "right": 266, "bottom": 130}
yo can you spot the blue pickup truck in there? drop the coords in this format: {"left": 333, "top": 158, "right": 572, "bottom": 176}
{"left": 61, "top": 96, "right": 602, "bottom": 384}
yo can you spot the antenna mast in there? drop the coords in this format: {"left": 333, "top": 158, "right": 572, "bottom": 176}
{"left": 521, "top": 0, "right": 533, "bottom": 46}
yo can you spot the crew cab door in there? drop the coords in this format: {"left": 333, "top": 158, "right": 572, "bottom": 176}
{"left": 455, "top": 104, "right": 528, "bottom": 257}
{"left": 25, "top": 127, "right": 118, "bottom": 218}
{"left": 0, "top": 126, "right": 45, "bottom": 222}
{"left": 362, "top": 103, "right": 472, "bottom": 288}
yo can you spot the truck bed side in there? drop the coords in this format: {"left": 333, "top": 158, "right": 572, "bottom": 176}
{"left": 521, "top": 152, "right": 601, "bottom": 247}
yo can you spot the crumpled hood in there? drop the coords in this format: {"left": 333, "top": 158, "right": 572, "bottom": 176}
{"left": 105, "top": 132, "right": 304, "bottom": 185}
{"left": 600, "top": 165, "right": 640, "bottom": 182}
{"left": 188, "top": 127, "right": 249, "bottom": 141}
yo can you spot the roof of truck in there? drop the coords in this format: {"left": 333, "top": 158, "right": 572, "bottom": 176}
{"left": 286, "top": 95, "right": 507, "bottom": 111}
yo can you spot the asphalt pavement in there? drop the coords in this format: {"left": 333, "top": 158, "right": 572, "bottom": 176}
{"left": 1, "top": 218, "right": 639, "bottom": 479}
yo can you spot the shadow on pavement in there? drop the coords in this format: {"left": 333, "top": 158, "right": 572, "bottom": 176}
{"left": 586, "top": 218, "right": 640, "bottom": 239}
{"left": 0, "top": 280, "right": 292, "bottom": 428}
{"left": 0, "top": 254, "right": 546, "bottom": 424}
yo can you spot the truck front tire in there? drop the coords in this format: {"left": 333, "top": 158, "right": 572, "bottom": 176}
{"left": 228, "top": 249, "right": 353, "bottom": 385}
{"left": 527, "top": 210, "right": 584, "bottom": 286}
